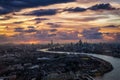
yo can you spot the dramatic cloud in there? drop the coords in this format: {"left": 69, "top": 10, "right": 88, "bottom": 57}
{"left": 0, "top": 1, "right": 120, "bottom": 44}
{"left": 24, "top": 9, "right": 57, "bottom": 16}
{"left": 13, "top": 29, "right": 80, "bottom": 41}
{"left": 13, "top": 21, "right": 23, "bottom": 24}
{"left": 81, "top": 28, "right": 103, "bottom": 39}
{"left": 0, "top": 6, "right": 13, "bottom": 15}
{"left": 88, "top": 3, "right": 117, "bottom": 10}
{"left": 34, "top": 18, "right": 48, "bottom": 21}
{"left": 34, "top": 18, "right": 48, "bottom": 24}
{"left": 27, "top": 26, "right": 35, "bottom": 29}
{"left": 0, "top": 0, "right": 75, "bottom": 15}
{"left": 47, "top": 23, "right": 61, "bottom": 28}
{"left": 33, "top": 30, "right": 52, "bottom": 40}
{"left": 14, "top": 27, "right": 24, "bottom": 32}
{"left": 103, "top": 25, "right": 119, "bottom": 28}
{"left": 50, "top": 29, "right": 57, "bottom": 32}
{"left": 14, "top": 27, "right": 37, "bottom": 33}
{"left": 48, "top": 34, "right": 56, "bottom": 37}
{"left": 58, "top": 31, "right": 79, "bottom": 40}
{"left": 63, "top": 3, "right": 118, "bottom": 13}
{"left": 64, "top": 7, "right": 86, "bottom": 12}
{"left": 24, "top": 29, "right": 37, "bottom": 33}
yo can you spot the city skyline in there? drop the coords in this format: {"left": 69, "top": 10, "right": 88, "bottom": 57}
{"left": 0, "top": 0, "right": 120, "bottom": 44}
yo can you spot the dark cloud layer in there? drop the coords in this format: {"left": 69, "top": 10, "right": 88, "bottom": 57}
{"left": 0, "top": 27, "right": 120, "bottom": 44}
{"left": 34, "top": 18, "right": 49, "bottom": 21}
{"left": 13, "top": 21, "right": 23, "bottom": 24}
{"left": 103, "top": 25, "right": 119, "bottom": 28}
{"left": 0, "top": 1, "right": 118, "bottom": 16}
{"left": 14, "top": 27, "right": 24, "bottom": 32}
{"left": 58, "top": 31, "right": 79, "bottom": 40}
{"left": 50, "top": 29, "right": 57, "bottom": 32}
{"left": 34, "top": 30, "right": 52, "bottom": 40}
{"left": 64, "top": 3, "right": 118, "bottom": 13}
{"left": 64, "top": 7, "right": 86, "bottom": 12}
{"left": 0, "top": 0, "right": 75, "bottom": 15}
{"left": 14, "top": 27, "right": 37, "bottom": 33}
{"left": 47, "top": 23, "right": 61, "bottom": 28}
{"left": 81, "top": 28, "right": 102, "bottom": 39}
{"left": 88, "top": 3, "right": 116, "bottom": 10}
{"left": 24, "top": 9, "right": 57, "bottom": 16}
{"left": 30, "top": 18, "right": 49, "bottom": 24}
{"left": 24, "top": 29, "right": 37, "bottom": 33}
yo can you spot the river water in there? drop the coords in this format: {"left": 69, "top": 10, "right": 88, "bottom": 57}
{"left": 86, "top": 54, "right": 120, "bottom": 80}
{"left": 39, "top": 49, "right": 120, "bottom": 80}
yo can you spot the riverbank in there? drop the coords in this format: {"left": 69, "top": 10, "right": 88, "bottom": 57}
{"left": 0, "top": 44, "right": 118, "bottom": 80}
{"left": 38, "top": 49, "right": 113, "bottom": 80}
{"left": 49, "top": 42, "right": 120, "bottom": 58}
{"left": 89, "top": 53, "right": 120, "bottom": 80}
{"left": 0, "top": 44, "right": 114, "bottom": 80}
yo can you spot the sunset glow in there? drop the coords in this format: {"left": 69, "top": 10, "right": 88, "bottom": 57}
{"left": 0, "top": 0, "right": 120, "bottom": 44}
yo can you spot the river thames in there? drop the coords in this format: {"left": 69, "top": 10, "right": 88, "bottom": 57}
{"left": 88, "top": 54, "right": 120, "bottom": 80}
{"left": 39, "top": 49, "right": 120, "bottom": 80}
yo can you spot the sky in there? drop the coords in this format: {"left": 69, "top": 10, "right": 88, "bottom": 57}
{"left": 0, "top": 0, "right": 120, "bottom": 44}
